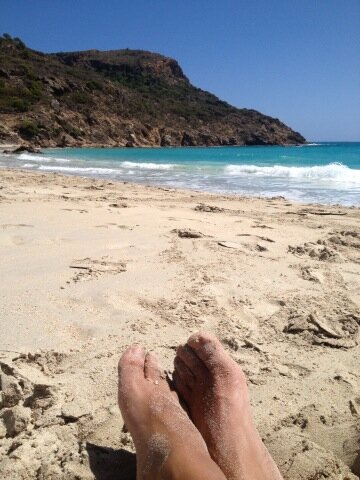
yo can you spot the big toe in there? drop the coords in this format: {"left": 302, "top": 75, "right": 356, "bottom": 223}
{"left": 187, "top": 331, "right": 237, "bottom": 373}
{"left": 118, "top": 345, "right": 146, "bottom": 391}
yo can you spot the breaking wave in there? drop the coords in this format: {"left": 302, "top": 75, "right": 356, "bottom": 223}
{"left": 38, "top": 165, "right": 121, "bottom": 174}
{"left": 18, "top": 153, "right": 70, "bottom": 163}
{"left": 224, "top": 163, "right": 360, "bottom": 184}
{"left": 120, "top": 161, "right": 177, "bottom": 170}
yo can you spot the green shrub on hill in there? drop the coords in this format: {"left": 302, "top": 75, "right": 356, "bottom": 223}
{"left": 10, "top": 98, "right": 30, "bottom": 112}
{"left": 18, "top": 119, "right": 39, "bottom": 138}
{"left": 86, "top": 80, "right": 103, "bottom": 91}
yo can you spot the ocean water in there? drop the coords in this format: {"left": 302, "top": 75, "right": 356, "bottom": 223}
{"left": 1, "top": 142, "right": 360, "bottom": 206}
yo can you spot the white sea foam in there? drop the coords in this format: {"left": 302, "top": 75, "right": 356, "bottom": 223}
{"left": 224, "top": 163, "right": 360, "bottom": 184}
{"left": 120, "top": 161, "right": 176, "bottom": 170}
{"left": 38, "top": 165, "right": 121, "bottom": 174}
{"left": 18, "top": 153, "right": 70, "bottom": 163}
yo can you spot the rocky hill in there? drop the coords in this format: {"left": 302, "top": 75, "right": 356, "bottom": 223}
{"left": 0, "top": 34, "right": 306, "bottom": 147}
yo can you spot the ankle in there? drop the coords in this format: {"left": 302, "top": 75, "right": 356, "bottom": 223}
{"left": 160, "top": 448, "right": 227, "bottom": 480}
{"left": 210, "top": 423, "right": 283, "bottom": 480}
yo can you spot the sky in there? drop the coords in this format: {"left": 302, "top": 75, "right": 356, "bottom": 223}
{"left": 1, "top": 0, "right": 359, "bottom": 141}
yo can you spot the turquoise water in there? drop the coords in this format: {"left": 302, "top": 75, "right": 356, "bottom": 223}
{"left": 1, "top": 142, "right": 360, "bottom": 206}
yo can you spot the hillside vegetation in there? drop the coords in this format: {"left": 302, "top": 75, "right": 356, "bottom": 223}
{"left": 0, "top": 35, "right": 305, "bottom": 147}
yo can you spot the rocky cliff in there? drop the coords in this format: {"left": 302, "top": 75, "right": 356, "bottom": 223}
{"left": 0, "top": 35, "right": 306, "bottom": 147}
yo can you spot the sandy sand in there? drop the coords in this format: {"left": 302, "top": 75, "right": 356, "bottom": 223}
{"left": 0, "top": 168, "right": 359, "bottom": 479}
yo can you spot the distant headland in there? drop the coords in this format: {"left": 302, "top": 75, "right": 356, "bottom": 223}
{"left": 0, "top": 34, "right": 305, "bottom": 148}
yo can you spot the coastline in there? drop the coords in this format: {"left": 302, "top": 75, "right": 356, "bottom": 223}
{"left": 0, "top": 142, "right": 308, "bottom": 152}
{"left": 0, "top": 168, "right": 359, "bottom": 479}
{"left": 2, "top": 142, "right": 360, "bottom": 208}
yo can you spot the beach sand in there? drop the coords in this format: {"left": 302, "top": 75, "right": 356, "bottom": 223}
{"left": 0, "top": 168, "right": 359, "bottom": 479}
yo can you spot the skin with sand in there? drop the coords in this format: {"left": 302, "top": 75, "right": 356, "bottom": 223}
{"left": 118, "top": 332, "right": 284, "bottom": 480}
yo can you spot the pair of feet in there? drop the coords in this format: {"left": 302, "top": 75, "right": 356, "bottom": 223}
{"left": 118, "top": 332, "right": 283, "bottom": 480}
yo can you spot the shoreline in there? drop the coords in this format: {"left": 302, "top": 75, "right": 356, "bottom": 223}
{"left": 3, "top": 141, "right": 358, "bottom": 155}
{"left": 0, "top": 142, "right": 360, "bottom": 208}
{"left": 1, "top": 165, "right": 359, "bottom": 210}
{"left": 0, "top": 168, "right": 359, "bottom": 479}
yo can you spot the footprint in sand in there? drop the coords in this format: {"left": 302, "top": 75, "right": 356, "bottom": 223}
{"left": 218, "top": 237, "right": 270, "bottom": 254}
{"left": 194, "top": 203, "right": 225, "bottom": 213}
{"left": 328, "top": 231, "right": 360, "bottom": 262}
{"left": 281, "top": 296, "right": 359, "bottom": 349}
{"left": 67, "top": 257, "right": 126, "bottom": 284}
{"left": 288, "top": 243, "right": 343, "bottom": 263}
{"left": 298, "top": 265, "right": 323, "bottom": 283}
{"left": 172, "top": 228, "right": 207, "bottom": 238}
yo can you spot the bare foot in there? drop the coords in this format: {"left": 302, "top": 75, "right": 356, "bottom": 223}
{"left": 118, "top": 345, "right": 227, "bottom": 480}
{"left": 173, "top": 332, "right": 284, "bottom": 480}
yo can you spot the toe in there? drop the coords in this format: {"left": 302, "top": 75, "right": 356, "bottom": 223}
{"left": 176, "top": 345, "right": 208, "bottom": 379}
{"left": 144, "top": 351, "right": 164, "bottom": 383}
{"left": 118, "top": 345, "right": 145, "bottom": 380}
{"left": 174, "top": 356, "right": 196, "bottom": 388}
{"left": 187, "top": 331, "right": 236, "bottom": 372}
{"left": 173, "top": 369, "right": 192, "bottom": 405}
{"left": 118, "top": 345, "right": 146, "bottom": 408}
